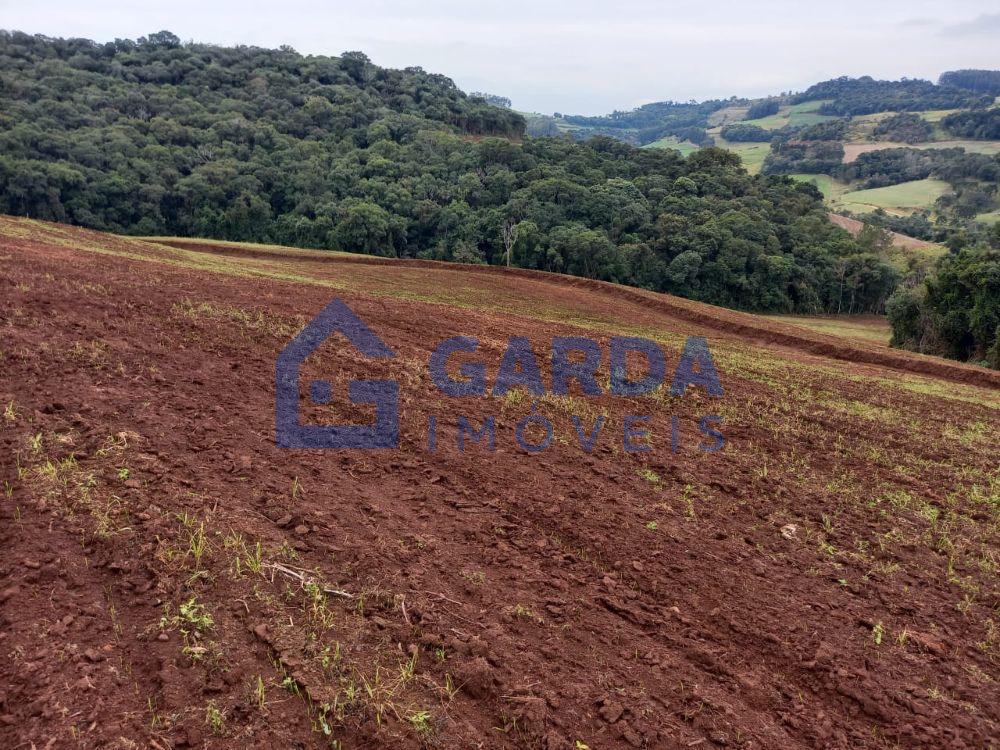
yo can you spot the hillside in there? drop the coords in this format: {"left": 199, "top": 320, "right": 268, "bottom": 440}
{"left": 534, "top": 75, "right": 999, "bottom": 235}
{"left": 0, "top": 30, "right": 909, "bottom": 319}
{"left": 620, "top": 78, "right": 1000, "bottom": 231}
{"left": 1, "top": 32, "right": 996, "bottom": 367}
{"left": 1, "top": 215, "right": 998, "bottom": 748}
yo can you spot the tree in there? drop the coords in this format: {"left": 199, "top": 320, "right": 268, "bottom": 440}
{"left": 501, "top": 217, "right": 518, "bottom": 267}
{"left": 334, "top": 202, "right": 394, "bottom": 256}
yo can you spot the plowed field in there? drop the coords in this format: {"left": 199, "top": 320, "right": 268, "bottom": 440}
{"left": 1, "top": 217, "right": 997, "bottom": 749}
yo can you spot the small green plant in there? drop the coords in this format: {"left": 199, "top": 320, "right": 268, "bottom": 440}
{"left": 407, "top": 710, "right": 432, "bottom": 736}
{"left": 304, "top": 581, "right": 335, "bottom": 628}
{"left": 148, "top": 697, "right": 166, "bottom": 730}
{"left": 3, "top": 401, "right": 16, "bottom": 422}
{"left": 442, "top": 673, "right": 458, "bottom": 700}
{"left": 681, "top": 484, "right": 696, "bottom": 519}
{"left": 244, "top": 540, "right": 264, "bottom": 574}
{"left": 460, "top": 569, "right": 486, "bottom": 585}
{"left": 645, "top": 520, "right": 658, "bottom": 531}
{"left": 638, "top": 468, "right": 660, "bottom": 484}
{"left": 316, "top": 706, "right": 334, "bottom": 737}
{"left": 320, "top": 642, "right": 341, "bottom": 671}
{"left": 177, "top": 597, "right": 214, "bottom": 634}
{"left": 872, "top": 621, "right": 884, "bottom": 645}
{"left": 513, "top": 604, "right": 539, "bottom": 622}
{"left": 400, "top": 652, "right": 417, "bottom": 683}
{"left": 187, "top": 522, "right": 209, "bottom": 569}
{"left": 503, "top": 389, "right": 526, "bottom": 408}
{"left": 252, "top": 675, "right": 267, "bottom": 711}
{"left": 117, "top": 467, "right": 130, "bottom": 481}
{"left": 205, "top": 702, "right": 224, "bottom": 735}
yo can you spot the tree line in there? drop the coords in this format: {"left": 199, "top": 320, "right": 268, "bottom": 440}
{"left": 888, "top": 224, "right": 1000, "bottom": 368}
{"left": 791, "top": 76, "right": 990, "bottom": 116}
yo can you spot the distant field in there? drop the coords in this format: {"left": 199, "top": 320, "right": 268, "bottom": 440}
{"left": 642, "top": 136, "right": 700, "bottom": 156}
{"left": 787, "top": 173, "right": 848, "bottom": 200}
{"left": 977, "top": 210, "right": 1000, "bottom": 224}
{"left": 842, "top": 139, "right": 1000, "bottom": 163}
{"left": 826, "top": 213, "right": 947, "bottom": 271}
{"left": 919, "top": 109, "right": 961, "bottom": 123}
{"left": 745, "top": 100, "right": 835, "bottom": 130}
{"left": 832, "top": 178, "right": 950, "bottom": 215}
{"left": 923, "top": 139, "right": 1000, "bottom": 155}
{"left": 847, "top": 109, "right": 977, "bottom": 142}
{"left": 708, "top": 105, "right": 749, "bottom": 127}
{"left": 714, "top": 138, "right": 770, "bottom": 174}
{"left": 743, "top": 108, "right": 790, "bottom": 130}
{"left": 654, "top": 132, "right": 769, "bottom": 174}
{"left": 769, "top": 314, "right": 892, "bottom": 345}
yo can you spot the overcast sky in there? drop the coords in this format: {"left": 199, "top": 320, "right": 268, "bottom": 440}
{"left": 3, "top": 0, "right": 999, "bottom": 115}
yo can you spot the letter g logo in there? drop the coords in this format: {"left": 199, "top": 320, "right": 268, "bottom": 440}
{"left": 275, "top": 299, "right": 399, "bottom": 449}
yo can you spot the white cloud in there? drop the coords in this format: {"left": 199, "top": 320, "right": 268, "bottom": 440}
{"left": 939, "top": 12, "right": 1000, "bottom": 37}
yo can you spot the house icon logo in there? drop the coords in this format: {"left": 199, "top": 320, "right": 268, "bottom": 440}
{"left": 275, "top": 299, "right": 399, "bottom": 449}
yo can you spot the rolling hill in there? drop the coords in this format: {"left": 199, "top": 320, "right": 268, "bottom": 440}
{"left": 549, "top": 75, "right": 1000, "bottom": 230}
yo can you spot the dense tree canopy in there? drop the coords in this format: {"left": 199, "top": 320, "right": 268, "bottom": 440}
{"left": 791, "top": 76, "right": 989, "bottom": 116}
{"left": 888, "top": 224, "right": 1000, "bottom": 367}
{"left": 939, "top": 70, "right": 1000, "bottom": 96}
{"left": 719, "top": 123, "right": 771, "bottom": 142}
{"left": 941, "top": 109, "right": 1000, "bottom": 140}
{"left": 745, "top": 100, "right": 780, "bottom": 120}
{"left": 555, "top": 99, "right": 724, "bottom": 147}
{"left": 873, "top": 112, "right": 933, "bottom": 144}
{"left": 1, "top": 30, "right": 904, "bottom": 314}
{"left": 763, "top": 139, "right": 844, "bottom": 175}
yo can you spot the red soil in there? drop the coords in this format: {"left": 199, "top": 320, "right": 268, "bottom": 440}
{"left": 1, "top": 219, "right": 998, "bottom": 749}
{"left": 155, "top": 237, "right": 996, "bottom": 390}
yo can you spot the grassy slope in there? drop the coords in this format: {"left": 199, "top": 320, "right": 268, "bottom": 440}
{"left": 641, "top": 136, "right": 700, "bottom": 156}
{"left": 768, "top": 314, "right": 892, "bottom": 345}
{"left": 713, "top": 138, "right": 770, "bottom": 174}
{"left": 787, "top": 173, "right": 849, "bottom": 200}
{"left": 745, "top": 100, "right": 836, "bottom": 130}
{"left": 832, "top": 178, "right": 952, "bottom": 215}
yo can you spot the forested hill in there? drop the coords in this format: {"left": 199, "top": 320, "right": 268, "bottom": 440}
{"left": 1, "top": 30, "right": 898, "bottom": 315}
{"left": 789, "top": 76, "right": 991, "bottom": 116}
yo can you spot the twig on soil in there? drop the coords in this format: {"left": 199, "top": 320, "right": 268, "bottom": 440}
{"left": 264, "top": 561, "right": 353, "bottom": 598}
{"left": 427, "top": 591, "right": 466, "bottom": 608}
{"left": 426, "top": 592, "right": 482, "bottom": 627}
